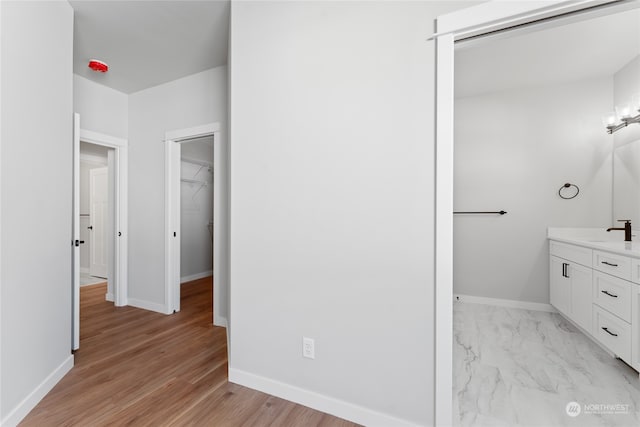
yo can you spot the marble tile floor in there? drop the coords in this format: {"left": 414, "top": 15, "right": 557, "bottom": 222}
{"left": 453, "top": 302, "right": 640, "bottom": 427}
{"left": 80, "top": 272, "right": 106, "bottom": 286}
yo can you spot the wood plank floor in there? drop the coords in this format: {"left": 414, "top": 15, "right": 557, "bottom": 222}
{"left": 21, "top": 278, "right": 359, "bottom": 427}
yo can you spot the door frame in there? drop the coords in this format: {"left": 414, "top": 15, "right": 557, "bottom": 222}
{"left": 432, "top": 0, "right": 624, "bottom": 425}
{"left": 79, "top": 129, "right": 128, "bottom": 307}
{"left": 164, "top": 122, "right": 226, "bottom": 327}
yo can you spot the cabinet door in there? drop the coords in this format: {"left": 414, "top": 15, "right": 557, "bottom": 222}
{"left": 632, "top": 283, "right": 640, "bottom": 373}
{"left": 570, "top": 263, "right": 592, "bottom": 332}
{"left": 550, "top": 256, "right": 571, "bottom": 315}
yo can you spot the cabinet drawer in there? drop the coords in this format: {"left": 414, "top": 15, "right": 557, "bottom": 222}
{"left": 593, "top": 250, "right": 631, "bottom": 281}
{"left": 592, "top": 271, "right": 631, "bottom": 322}
{"left": 593, "top": 305, "right": 631, "bottom": 363}
{"left": 549, "top": 241, "right": 592, "bottom": 267}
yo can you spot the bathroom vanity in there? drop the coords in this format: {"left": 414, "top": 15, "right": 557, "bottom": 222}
{"left": 548, "top": 228, "right": 640, "bottom": 375}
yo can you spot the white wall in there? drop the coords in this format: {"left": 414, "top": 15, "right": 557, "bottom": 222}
{"left": 180, "top": 157, "right": 213, "bottom": 281}
{"left": 1, "top": 1, "right": 74, "bottom": 424}
{"left": 128, "top": 66, "right": 228, "bottom": 314}
{"left": 229, "top": 1, "right": 472, "bottom": 425}
{"left": 74, "top": 74, "right": 128, "bottom": 139}
{"left": 454, "top": 77, "right": 613, "bottom": 304}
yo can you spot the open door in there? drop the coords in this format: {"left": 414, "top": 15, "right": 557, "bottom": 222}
{"left": 72, "top": 113, "right": 81, "bottom": 350}
{"left": 165, "top": 140, "right": 181, "bottom": 313}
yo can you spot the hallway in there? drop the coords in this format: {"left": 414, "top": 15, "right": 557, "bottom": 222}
{"left": 21, "top": 278, "right": 358, "bottom": 426}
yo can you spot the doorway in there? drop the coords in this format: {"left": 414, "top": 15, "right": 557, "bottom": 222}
{"left": 433, "top": 1, "right": 638, "bottom": 425}
{"left": 180, "top": 137, "right": 214, "bottom": 285}
{"left": 72, "top": 117, "right": 129, "bottom": 350}
{"left": 79, "top": 142, "right": 110, "bottom": 287}
{"left": 164, "top": 123, "right": 227, "bottom": 326}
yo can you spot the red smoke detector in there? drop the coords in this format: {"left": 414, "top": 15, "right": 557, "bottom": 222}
{"left": 88, "top": 59, "right": 108, "bottom": 73}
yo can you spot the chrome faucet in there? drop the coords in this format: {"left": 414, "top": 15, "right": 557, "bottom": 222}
{"left": 607, "top": 219, "right": 632, "bottom": 242}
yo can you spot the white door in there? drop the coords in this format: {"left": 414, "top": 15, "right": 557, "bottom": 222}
{"left": 73, "top": 113, "right": 80, "bottom": 350}
{"left": 89, "top": 167, "right": 108, "bottom": 278}
{"left": 169, "top": 141, "right": 181, "bottom": 312}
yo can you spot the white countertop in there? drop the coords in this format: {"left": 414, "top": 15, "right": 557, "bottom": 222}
{"left": 548, "top": 227, "right": 640, "bottom": 258}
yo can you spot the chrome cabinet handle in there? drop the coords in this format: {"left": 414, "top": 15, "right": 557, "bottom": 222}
{"left": 601, "top": 261, "right": 618, "bottom": 267}
{"left": 601, "top": 290, "right": 618, "bottom": 298}
{"left": 602, "top": 327, "right": 618, "bottom": 337}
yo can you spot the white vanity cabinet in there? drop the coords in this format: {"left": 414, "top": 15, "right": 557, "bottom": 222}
{"left": 549, "top": 238, "right": 640, "bottom": 374}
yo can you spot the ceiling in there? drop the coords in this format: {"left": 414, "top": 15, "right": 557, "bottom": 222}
{"left": 70, "top": 1, "right": 229, "bottom": 94}
{"left": 455, "top": 8, "right": 640, "bottom": 98}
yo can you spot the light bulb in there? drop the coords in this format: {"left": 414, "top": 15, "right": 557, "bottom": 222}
{"left": 616, "top": 103, "right": 633, "bottom": 121}
{"left": 602, "top": 111, "right": 618, "bottom": 128}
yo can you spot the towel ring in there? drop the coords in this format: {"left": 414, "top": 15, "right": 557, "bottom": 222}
{"left": 558, "top": 183, "right": 579, "bottom": 200}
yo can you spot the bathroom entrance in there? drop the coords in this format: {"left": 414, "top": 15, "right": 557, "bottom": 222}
{"left": 440, "top": 3, "right": 640, "bottom": 425}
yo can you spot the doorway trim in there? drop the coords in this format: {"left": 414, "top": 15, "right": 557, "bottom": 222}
{"left": 432, "top": 0, "right": 623, "bottom": 425}
{"left": 164, "top": 122, "right": 227, "bottom": 327}
{"left": 80, "top": 129, "right": 128, "bottom": 307}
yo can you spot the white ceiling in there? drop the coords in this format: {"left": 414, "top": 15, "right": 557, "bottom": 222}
{"left": 70, "top": 1, "right": 229, "bottom": 94}
{"left": 455, "top": 8, "right": 640, "bottom": 98}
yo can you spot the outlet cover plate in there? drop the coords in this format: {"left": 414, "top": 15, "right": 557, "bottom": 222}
{"left": 303, "top": 336, "right": 315, "bottom": 359}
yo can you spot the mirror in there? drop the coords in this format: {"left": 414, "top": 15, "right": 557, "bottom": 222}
{"left": 613, "top": 139, "right": 640, "bottom": 226}
{"left": 612, "top": 54, "right": 640, "bottom": 228}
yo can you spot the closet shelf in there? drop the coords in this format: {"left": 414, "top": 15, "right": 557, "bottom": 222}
{"left": 181, "top": 178, "right": 207, "bottom": 186}
{"left": 181, "top": 157, "right": 213, "bottom": 168}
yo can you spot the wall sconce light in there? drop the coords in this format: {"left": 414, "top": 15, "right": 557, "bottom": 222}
{"left": 604, "top": 93, "right": 640, "bottom": 134}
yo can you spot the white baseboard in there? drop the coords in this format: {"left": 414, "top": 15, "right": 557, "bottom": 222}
{"left": 1, "top": 355, "right": 74, "bottom": 427}
{"left": 213, "top": 315, "right": 227, "bottom": 328}
{"left": 127, "top": 297, "right": 168, "bottom": 315}
{"left": 105, "top": 292, "right": 114, "bottom": 302}
{"left": 228, "top": 368, "right": 420, "bottom": 427}
{"left": 453, "top": 294, "right": 556, "bottom": 312}
{"left": 80, "top": 267, "right": 89, "bottom": 274}
{"left": 180, "top": 270, "right": 213, "bottom": 284}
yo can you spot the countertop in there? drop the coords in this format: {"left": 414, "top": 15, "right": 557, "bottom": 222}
{"left": 548, "top": 227, "right": 640, "bottom": 258}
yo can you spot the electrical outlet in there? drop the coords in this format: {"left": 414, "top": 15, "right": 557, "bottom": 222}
{"left": 302, "top": 336, "right": 315, "bottom": 359}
